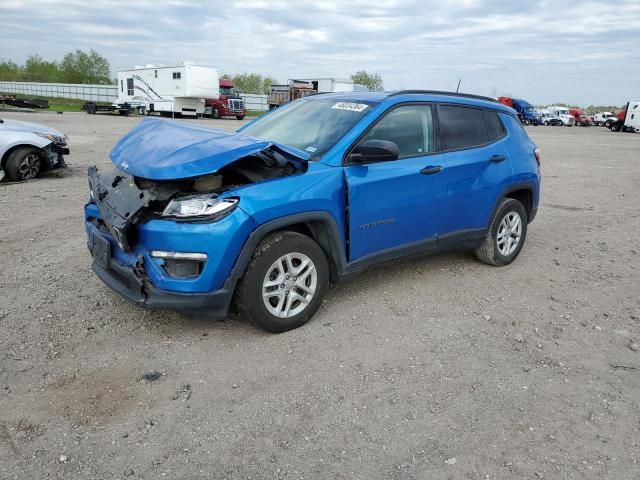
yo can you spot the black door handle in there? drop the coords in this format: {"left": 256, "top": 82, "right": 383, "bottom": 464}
{"left": 420, "top": 165, "right": 442, "bottom": 175}
{"left": 489, "top": 154, "right": 506, "bottom": 163}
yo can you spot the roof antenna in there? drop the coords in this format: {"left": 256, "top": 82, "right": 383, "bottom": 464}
{"left": 456, "top": 78, "right": 462, "bottom": 93}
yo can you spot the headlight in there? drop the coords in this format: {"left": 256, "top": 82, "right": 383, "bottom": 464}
{"left": 37, "top": 133, "right": 67, "bottom": 145}
{"left": 162, "top": 196, "right": 238, "bottom": 219}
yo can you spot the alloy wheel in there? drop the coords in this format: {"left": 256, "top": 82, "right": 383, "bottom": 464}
{"left": 18, "top": 153, "right": 41, "bottom": 180}
{"left": 262, "top": 252, "right": 317, "bottom": 318}
{"left": 496, "top": 211, "right": 522, "bottom": 256}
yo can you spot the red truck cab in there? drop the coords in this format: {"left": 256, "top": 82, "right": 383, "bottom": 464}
{"left": 569, "top": 108, "right": 591, "bottom": 126}
{"left": 205, "top": 79, "right": 247, "bottom": 120}
{"left": 498, "top": 97, "right": 522, "bottom": 123}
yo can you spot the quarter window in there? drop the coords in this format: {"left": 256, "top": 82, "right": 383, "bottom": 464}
{"left": 485, "top": 110, "right": 507, "bottom": 141}
{"left": 359, "top": 105, "right": 435, "bottom": 159}
{"left": 438, "top": 105, "right": 489, "bottom": 150}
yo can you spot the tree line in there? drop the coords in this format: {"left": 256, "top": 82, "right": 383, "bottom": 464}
{"left": 0, "top": 50, "right": 112, "bottom": 84}
{"left": 1, "top": 49, "right": 385, "bottom": 95}
{"left": 223, "top": 70, "right": 384, "bottom": 95}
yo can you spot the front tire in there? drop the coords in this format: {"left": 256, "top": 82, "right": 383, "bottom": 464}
{"left": 475, "top": 198, "right": 528, "bottom": 266}
{"left": 236, "top": 115, "right": 246, "bottom": 120}
{"left": 5, "top": 147, "right": 42, "bottom": 181}
{"left": 212, "top": 107, "right": 221, "bottom": 119}
{"left": 236, "top": 231, "right": 329, "bottom": 333}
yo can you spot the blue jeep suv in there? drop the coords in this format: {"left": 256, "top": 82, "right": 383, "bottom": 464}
{"left": 85, "top": 90, "right": 541, "bottom": 332}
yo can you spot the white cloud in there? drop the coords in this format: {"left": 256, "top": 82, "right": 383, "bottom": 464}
{"left": 1, "top": 0, "right": 639, "bottom": 105}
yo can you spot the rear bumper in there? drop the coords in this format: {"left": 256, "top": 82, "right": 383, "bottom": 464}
{"left": 91, "top": 255, "right": 233, "bottom": 318}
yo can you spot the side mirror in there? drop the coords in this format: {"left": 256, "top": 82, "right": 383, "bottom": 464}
{"left": 350, "top": 139, "right": 399, "bottom": 163}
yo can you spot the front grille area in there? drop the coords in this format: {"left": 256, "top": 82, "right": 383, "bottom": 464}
{"left": 109, "top": 264, "right": 143, "bottom": 294}
{"left": 228, "top": 99, "right": 244, "bottom": 112}
{"left": 93, "top": 256, "right": 145, "bottom": 303}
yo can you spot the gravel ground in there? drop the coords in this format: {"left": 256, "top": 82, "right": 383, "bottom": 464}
{"left": 0, "top": 111, "right": 639, "bottom": 479}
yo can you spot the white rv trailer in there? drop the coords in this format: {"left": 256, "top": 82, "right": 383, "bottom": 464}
{"left": 295, "top": 78, "right": 354, "bottom": 93}
{"left": 115, "top": 63, "right": 219, "bottom": 117}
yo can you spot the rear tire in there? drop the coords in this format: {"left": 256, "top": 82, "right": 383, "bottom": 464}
{"left": 236, "top": 231, "right": 329, "bottom": 333}
{"left": 475, "top": 198, "right": 528, "bottom": 266}
{"left": 5, "top": 147, "right": 42, "bottom": 181}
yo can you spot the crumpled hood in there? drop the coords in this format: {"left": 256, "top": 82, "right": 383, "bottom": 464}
{"left": 110, "top": 117, "right": 309, "bottom": 180}
{"left": 1, "top": 118, "right": 66, "bottom": 137}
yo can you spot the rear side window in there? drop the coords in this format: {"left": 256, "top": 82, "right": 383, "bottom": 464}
{"left": 438, "top": 105, "right": 488, "bottom": 150}
{"left": 485, "top": 110, "right": 507, "bottom": 141}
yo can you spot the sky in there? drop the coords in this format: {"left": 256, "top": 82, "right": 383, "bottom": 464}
{"left": 1, "top": 0, "right": 639, "bottom": 106}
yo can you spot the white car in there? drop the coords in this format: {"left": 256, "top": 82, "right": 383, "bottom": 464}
{"left": 0, "top": 118, "right": 69, "bottom": 182}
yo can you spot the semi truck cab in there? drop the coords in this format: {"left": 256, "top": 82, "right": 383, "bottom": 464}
{"left": 569, "top": 109, "right": 591, "bottom": 126}
{"left": 205, "top": 79, "right": 247, "bottom": 120}
{"left": 498, "top": 97, "right": 542, "bottom": 125}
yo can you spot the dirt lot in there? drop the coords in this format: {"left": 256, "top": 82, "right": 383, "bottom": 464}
{"left": 0, "top": 111, "right": 639, "bottom": 479}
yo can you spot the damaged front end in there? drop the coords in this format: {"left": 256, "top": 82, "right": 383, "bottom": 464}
{"left": 88, "top": 144, "right": 304, "bottom": 251}
{"left": 85, "top": 118, "right": 310, "bottom": 314}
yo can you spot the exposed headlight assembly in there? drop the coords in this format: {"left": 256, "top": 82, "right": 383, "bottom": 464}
{"left": 162, "top": 196, "right": 238, "bottom": 219}
{"left": 37, "top": 132, "right": 68, "bottom": 145}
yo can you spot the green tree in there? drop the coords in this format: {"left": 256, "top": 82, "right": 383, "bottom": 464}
{"left": 228, "top": 73, "right": 278, "bottom": 95}
{"left": 60, "top": 49, "right": 111, "bottom": 84}
{"left": 351, "top": 70, "right": 383, "bottom": 91}
{"left": 0, "top": 60, "right": 23, "bottom": 81}
{"left": 23, "top": 55, "right": 60, "bottom": 82}
{"left": 232, "top": 73, "right": 264, "bottom": 94}
{"left": 262, "top": 76, "right": 277, "bottom": 95}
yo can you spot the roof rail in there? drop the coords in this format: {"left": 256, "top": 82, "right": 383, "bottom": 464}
{"left": 388, "top": 90, "right": 498, "bottom": 103}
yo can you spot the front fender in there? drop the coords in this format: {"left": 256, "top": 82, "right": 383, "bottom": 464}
{"left": 1, "top": 132, "right": 52, "bottom": 162}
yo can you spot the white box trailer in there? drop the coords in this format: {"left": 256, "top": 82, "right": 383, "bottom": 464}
{"left": 115, "top": 63, "right": 219, "bottom": 117}
{"left": 614, "top": 102, "right": 640, "bottom": 133}
{"left": 296, "top": 78, "right": 354, "bottom": 93}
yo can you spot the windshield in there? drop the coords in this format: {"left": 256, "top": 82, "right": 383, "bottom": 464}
{"left": 240, "top": 97, "right": 376, "bottom": 159}
{"left": 220, "top": 87, "right": 237, "bottom": 96}
{"left": 524, "top": 106, "right": 535, "bottom": 112}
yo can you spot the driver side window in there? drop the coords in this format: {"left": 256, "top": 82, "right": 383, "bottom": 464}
{"left": 360, "top": 105, "right": 434, "bottom": 158}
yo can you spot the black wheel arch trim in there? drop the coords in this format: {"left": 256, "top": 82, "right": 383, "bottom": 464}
{"left": 1, "top": 143, "right": 46, "bottom": 168}
{"left": 224, "top": 211, "right": 348, "bottom": 292}
{"left": 491, "top": 182, "right": 538, "bottom": 224}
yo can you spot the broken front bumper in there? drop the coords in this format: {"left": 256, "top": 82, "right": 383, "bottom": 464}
{"left": 85, "top": 200, "right": 257, "bottom": 317}
{"left": 90, "top": 252, "right": 234, "bottom": 317}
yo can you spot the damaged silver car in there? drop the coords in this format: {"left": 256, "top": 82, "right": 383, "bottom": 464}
{"left": 0, "top": 118, "right": 69, "bottom": 182}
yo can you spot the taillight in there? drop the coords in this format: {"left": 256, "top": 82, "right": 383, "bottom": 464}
{"left": 534, "top": 148, "right": 541, "bottom": 166}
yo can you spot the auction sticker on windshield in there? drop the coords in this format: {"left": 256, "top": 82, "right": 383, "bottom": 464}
{"left": 331, "top": 102, "right": 369, "bottom": 112}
